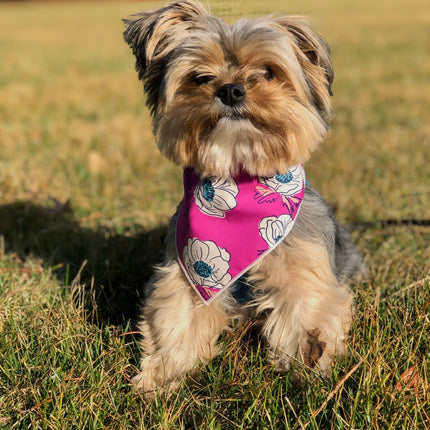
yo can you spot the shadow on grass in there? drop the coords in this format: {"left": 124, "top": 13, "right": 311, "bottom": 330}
{"left": 0, "top": 200, "right": 168, "bottom": 326}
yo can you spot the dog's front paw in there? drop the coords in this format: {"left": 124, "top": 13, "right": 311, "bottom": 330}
{"left": 131, "top": 356, "right": 180, "bottom": 399}
{"left": 131, "top": 369, "right": 157, "bottom": 397}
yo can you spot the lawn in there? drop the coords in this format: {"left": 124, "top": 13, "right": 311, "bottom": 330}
{"left": 0, "top": 0, "right": 429, "bottom": 428}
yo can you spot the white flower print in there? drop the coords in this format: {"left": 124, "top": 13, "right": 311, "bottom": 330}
{"left": 259, "top": 165, "right": 303, "bottom": 197}
{"left": 259, "top": 214, "right": 293, "bottom": 248}
{"left": 194, "top": 176, "right": 239, "bottom": 218}
{"left": 182, "top": 238, "right": 232, "bottom": 289}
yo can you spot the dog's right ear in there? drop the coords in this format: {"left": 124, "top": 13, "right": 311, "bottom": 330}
{"left": 123, "top": 0, "right": 208, "bottom": 80}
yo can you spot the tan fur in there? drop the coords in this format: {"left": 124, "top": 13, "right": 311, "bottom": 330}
{"left": 155, "top": 23, "right": 331, "bottom": 178}
{"left": 248, "top": 239, "right": 352, "bottom": 373}
{"left": 124, "top": 1, "right": 333, "bottom": 179}
{"left": 132, "top": 262, "right": 231, "bottom": 396}
{"left": 123, "top": 0, "right": 361, "bottom": 397}
{"left": 133, "top": 237, "right": 353, "bottom": 396}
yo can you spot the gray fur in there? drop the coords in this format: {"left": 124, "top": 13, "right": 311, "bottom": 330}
{"left": 287, "top": 185, "right": 365, "bottom": 283}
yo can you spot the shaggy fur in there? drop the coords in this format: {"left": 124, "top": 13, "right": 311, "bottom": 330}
{"left": 123, "top": 0, "right": 364, "bottom": 396}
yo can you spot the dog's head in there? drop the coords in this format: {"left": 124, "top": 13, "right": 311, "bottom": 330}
{"left": 124, "top": 0, "right": 333, "bottom": 177}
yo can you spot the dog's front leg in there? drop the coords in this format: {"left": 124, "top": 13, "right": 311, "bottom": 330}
{"left": 250, "top": 239, "right": 353, "bottom": 376}
{"left": 132, "top": 261, "right": 229, "bottom": 397}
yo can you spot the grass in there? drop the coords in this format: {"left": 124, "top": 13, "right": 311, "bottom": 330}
{"left": 0, "top": 0, "right": 429, "bottom": 428}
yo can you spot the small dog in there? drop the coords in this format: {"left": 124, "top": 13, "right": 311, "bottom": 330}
{"left": 124, "top": 0, "right": 364, "bottom": 396}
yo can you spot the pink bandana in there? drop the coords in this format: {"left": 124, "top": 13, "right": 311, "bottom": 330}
{"left": 176, "top": 165, "right": 306, "bottom": 304}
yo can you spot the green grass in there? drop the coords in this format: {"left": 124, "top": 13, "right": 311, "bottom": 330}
{"left": 0, "top": 0, "right": 429, "bottom": 428}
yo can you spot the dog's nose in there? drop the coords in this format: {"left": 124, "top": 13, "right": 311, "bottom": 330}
{"left": 217, "top": 83, "right": 246, "bottom": 107}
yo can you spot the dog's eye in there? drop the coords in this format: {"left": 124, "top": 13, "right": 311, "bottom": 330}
{"left": 193, "top": 74, "right": 216, "bottom": 86}
{"left": 263, "top": 67, "right": 274, "bottom": 81}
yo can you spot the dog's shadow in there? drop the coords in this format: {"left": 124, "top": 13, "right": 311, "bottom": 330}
{"left": 0, "top": 200, "right": 167, "bottom": 326}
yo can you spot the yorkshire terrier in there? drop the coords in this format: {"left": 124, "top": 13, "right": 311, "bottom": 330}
{"left": 123, "top": 0, "right": 364, "bottom": 396}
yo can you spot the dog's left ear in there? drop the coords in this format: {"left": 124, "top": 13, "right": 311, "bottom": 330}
{"left": 274, "top": 17, "right": 334, "bottom": 121}
{"left": 123, "top": 0, "right": 208, "bottom": 113}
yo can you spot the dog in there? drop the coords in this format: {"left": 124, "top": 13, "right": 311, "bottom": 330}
{"left": 123, "top": 0, "right": 364, "bottom": 396}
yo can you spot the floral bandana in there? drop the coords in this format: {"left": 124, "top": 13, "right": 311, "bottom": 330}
{"left": 176, "top": 165, "right": 306, "bottom": 305}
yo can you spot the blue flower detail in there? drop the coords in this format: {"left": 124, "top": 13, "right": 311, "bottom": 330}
{"left": 274, "top": 172, "right": 293, "bottom": 184}
{"left": 259, "top": 214, "right": 293, "bottom": 247}
{"left": 193, "top": 260, "right": 213, "bottom": 278}
{"left": 194, "top": 176, "right": 239, "bottom": 218}
{"left": 202, "top": 179, "right": 215, "bottom": 202}
{"left": 182, "top": 238, "right": 232, "bottom": 289}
